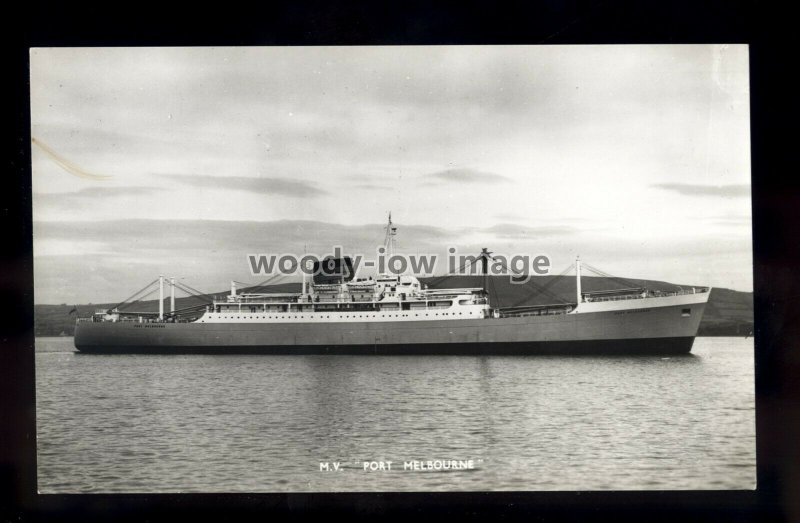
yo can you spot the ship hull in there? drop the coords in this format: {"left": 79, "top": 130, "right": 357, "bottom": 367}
{"left": 74, "top": 336, "right": 696, "bottom": 355}
{"left": 74, "top": 296, "right": 707, "bottom": 355}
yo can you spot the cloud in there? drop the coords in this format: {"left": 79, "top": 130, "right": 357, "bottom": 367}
{"left": 493, "top": 212, "right": 525, "bottom": 221}
{"left": 713, "top": 220, "right": 751, "bottom": 228}
{"left": 33, "top": 187, "right": 161, "bottom": 208}
{"left": 33, "top": 217, "right": 753, "bottom": 303}
{"left": 354, "top": 183, "right": 392, "bottom": 191}
{"left": 694, "top": 214, "right": 751, "bottom": 228}
{"left": 32, "top": 218, "right": 457, "bottom": 303}
{"left": 425, "top": 168, "right": 512, "bottom": 184}
{"left": 482, "top": 224, "right": 579, "bottom": 239}
{"left": 32, "top": 219, "right": 455, "bottom": 255}
{"left": 45, "top": 187, "right": 159, "bottom": 198}
{"left": 651, "top": 183, "right": 750, "bottom": 197}
{"left": 161, "top": 174, "right": 327, "bottom": 197}
{"left": 28, "top": 47, "right": 754, "bottom": 300}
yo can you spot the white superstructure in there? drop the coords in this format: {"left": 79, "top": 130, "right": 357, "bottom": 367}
{"left": 200, "top": 273, "right": 489, "bottom": 324}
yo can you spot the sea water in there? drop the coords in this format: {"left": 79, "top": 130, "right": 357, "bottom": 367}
{"left": 34, "top": 337, "right": 755, "bottom": 492}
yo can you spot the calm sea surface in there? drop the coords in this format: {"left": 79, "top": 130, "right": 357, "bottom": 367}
{"left": 35, "top": 337, "right": 755, "bottom": 492}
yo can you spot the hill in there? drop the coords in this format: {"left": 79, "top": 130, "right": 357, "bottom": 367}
{"left": 34, "top": 276, "right": 753, "bottom": 337}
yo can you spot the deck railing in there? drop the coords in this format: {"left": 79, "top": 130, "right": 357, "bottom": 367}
{"left": 584, "top": 287, "right": 709, "bottom": 303}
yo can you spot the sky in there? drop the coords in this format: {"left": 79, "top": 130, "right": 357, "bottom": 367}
{"left": 29, "top": 45, "right": 752, "bottom": 304}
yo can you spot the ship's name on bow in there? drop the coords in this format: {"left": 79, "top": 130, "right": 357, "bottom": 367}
{"left": 613, "top": 308, "right": 652, "bottom": 315}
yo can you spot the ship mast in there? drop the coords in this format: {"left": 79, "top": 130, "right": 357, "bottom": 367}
{"left": 479, "top": 248, "right": 492, "bottom": 297}
{"left": 158, "top": 274, "right": 164, "bottom": 320}
{"left": 383, "top": 212, "right": 397, "bottom": 265}
{"left": 302, "top": 244, "right": 308, "bottom": 295}
{"left": 170, "top": 277, "right": 176, "bottom": 313}
{"left": 576, "top": 255, "right": 582, "bottom": 307}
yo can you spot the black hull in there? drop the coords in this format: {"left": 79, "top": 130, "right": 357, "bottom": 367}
{"left": 75, "top": 337, "right": 696, "bottom": 355}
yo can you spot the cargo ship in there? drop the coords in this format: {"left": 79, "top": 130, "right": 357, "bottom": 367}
{"left": 74, "top": 216, "right": 710, "bottom": 355}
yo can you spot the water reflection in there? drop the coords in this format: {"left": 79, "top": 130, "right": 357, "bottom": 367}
{"left": 36, "top": 337, "right": 754, "bottom": 492}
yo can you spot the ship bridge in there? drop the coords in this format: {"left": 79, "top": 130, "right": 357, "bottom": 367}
{"left": 204, "top": 262, "right": 489, "bottom": 323}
